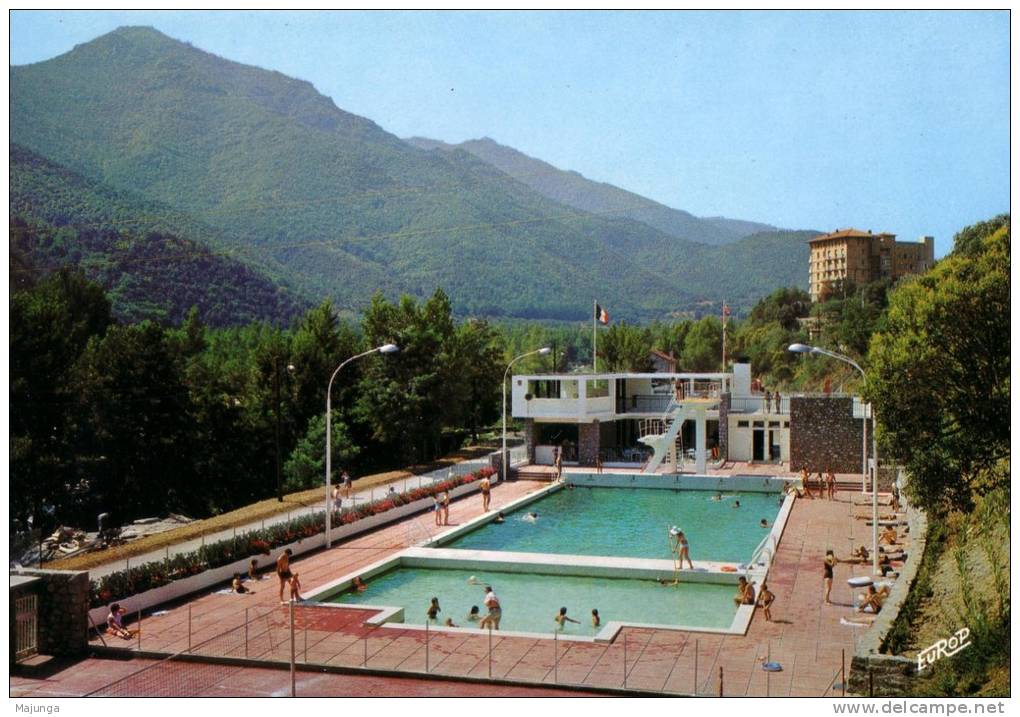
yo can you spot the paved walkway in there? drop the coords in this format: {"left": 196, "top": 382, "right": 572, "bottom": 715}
{"left": 10, "top": 657, "right": 600, "bottom": 697}
{"left": 84, "top": 452, "right": 507, "bottom": 579}
{"left": 77, "top": 473, "right": 906, "bottom": 696}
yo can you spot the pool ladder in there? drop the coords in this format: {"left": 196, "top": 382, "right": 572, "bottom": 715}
{"left": 747, "top": 532, "right": 778, "bottom": 570}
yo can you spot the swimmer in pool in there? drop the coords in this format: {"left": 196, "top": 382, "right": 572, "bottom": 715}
{"left": 427, "top": 597, "right": 441, "bottom": 621}
{"left": 494, "top": 512, "right": 506, "bottom": 524}
{"left": 554, "top": 607, "right": 580, "bottom": 627}
{"left": 711, "top": 492, "right": 723, "bottom": 501}
{"left": 732, "top": 500, "right": 741, "bottom": 508}
{"left": 760, "top": 519, "right": 769, "bottom": 528}
{"left": 522, "top": 512, "right": 539, "bottom": 523}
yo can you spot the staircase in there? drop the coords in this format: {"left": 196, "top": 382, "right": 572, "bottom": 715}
{"left": 638, "top": 398, "right": 688, "bottom": 473}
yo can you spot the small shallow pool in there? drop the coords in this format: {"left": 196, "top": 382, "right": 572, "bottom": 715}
{"left": 327, "top": 566, "right": 738, "bottom": 634}
{"left": 439, "top": 486, "right": 780, "bottom": 562}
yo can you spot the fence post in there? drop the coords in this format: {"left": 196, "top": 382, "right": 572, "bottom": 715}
{"left": 623, "top": 632, "right": 628, "bottom": 689}
{"left": 289, "top": 600, "right": 296, "bottom": 697}
{"left": 188, "top": 604, "right": 192, "bottom": 653}
{"left": 245, "top": 607, "right": 249, "bottom": 658}
{"left": 425, "top": 621, "right": 430, "bottom": 673}
{"left": 126, "top": 557, "right": 130, "bottom": 572}
{"left": 554, "top": 630, "right": 558, "bottom": 683}
{"left": 718, "top": 666, "right": 723, "bottom": 697}
{"left": 694, "top": 639, "right": 698, "bottom": 695}
{"left": 488, "top": 625, "right": 493, "bottom": 678}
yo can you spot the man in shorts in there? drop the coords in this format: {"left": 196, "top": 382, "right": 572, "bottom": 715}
{"left": 276, "top": 548, "right": 293, "bottom": 603}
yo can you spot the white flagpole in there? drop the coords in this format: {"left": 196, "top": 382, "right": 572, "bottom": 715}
{"left": 593, "top": 299, "right": 598, "bottom": 373}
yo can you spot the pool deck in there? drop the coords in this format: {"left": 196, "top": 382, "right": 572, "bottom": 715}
{"left": 70, "top": 468, "right": 899, "bottom": 696}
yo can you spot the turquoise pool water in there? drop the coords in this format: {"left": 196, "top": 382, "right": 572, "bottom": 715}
{"left": 328, "top": 566, "right": 737, "bottom": 634}
{"left": 441, "top": 486, "right": 780, "bottom": 562}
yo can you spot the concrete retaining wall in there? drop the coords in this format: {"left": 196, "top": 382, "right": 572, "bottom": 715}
{"left": 87, "top": 480, "right": 483, "bottom": 628}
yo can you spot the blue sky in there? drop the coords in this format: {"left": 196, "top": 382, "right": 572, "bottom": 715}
{"left": 10, "top": 10, "right": 1010, "bottom": 256}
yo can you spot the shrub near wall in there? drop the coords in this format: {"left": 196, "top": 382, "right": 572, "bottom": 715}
{"left": 90, "top": 468, "right": 494, "bottom": 608}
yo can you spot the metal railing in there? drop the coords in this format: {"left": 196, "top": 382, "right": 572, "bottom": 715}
{"left": 729, "top": 396, "right": 790, "bottom": 414}
{"left": 89, "top": 601, "right": 854, "bottom": 697}
{"left": 14, "top": 594, "right": 38, "bottom": 662}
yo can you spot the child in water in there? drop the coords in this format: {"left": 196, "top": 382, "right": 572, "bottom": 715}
{"left": 427, "top": 597, "right": 441, "bottom": 620}
{"left": 555, "top": 607, "right": 580, "bottom": 627}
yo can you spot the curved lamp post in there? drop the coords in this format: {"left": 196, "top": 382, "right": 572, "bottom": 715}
{"left": 325, "top": 343, "right": 398, "bottom": 548}
{"left": 502, "top": 348, "right": 551, "bottom": 482}
{"left": 789, "top": 343, "right": 880, "bottom": 575}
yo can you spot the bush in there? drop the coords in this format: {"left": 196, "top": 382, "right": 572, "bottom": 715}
{"left": 89, "top": 467, "right": 492, "bottom": 608}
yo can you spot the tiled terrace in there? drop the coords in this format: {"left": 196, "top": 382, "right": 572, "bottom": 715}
{"left": 82, "top": 472, "right": 902, "bottom": 696}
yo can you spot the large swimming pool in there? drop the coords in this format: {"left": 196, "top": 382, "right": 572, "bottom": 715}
{"left": 439, "top": 486, "right": 780, "bottom": 562}
{"left": 328, "top": 566, "right": 738, "bottom": 634}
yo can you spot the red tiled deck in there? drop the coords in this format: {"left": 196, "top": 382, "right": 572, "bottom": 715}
{"left": 76, "top": 475, "right": 895, "bottom": 696}
{"left": 10, "top": 657, "right": 602, "bottom": 697}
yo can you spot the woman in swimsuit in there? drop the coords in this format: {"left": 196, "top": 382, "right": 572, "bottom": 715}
{"left": 823, "top": 549, "right": 837, "bottom": 604}
{"left": 676, "top": 531, "right": 694, "bottom": 570}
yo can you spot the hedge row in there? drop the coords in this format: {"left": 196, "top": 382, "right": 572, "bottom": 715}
{"left": 89, "top": 467, "right": 495, "bottom": 608}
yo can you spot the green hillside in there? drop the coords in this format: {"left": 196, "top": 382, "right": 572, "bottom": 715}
{"left": 11, "top": 26, "right": 810, "bottom": 321}
{"left": 405, "top": 136, "right": 779, "bottom": 245}
{"left": 10, "top": 145, "right": 307, "bottom": 326}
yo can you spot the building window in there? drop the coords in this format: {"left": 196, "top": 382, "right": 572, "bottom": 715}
{"left": 737, "top": 421, "right": 749, "bottom": 428}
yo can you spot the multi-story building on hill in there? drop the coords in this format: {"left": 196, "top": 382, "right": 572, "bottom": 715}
{"left": 807, "top": 228, "right": 935, "bottom": 302}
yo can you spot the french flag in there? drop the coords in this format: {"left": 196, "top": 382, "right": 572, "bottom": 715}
{"left": 595, "top": 303, "right": 609, "bottom": 325}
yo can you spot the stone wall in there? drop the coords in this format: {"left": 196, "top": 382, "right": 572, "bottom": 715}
{"left": 718, "top": 392, "right": 730, "bottom": 460}
{"left": 11, "top": 568, "right": 90, "bottom": 657}
{"left": 578, "top": 421, "right": 600, "bottom": 466}
{"left": 789, "top": 396, "right": 871, "bottom": 473}
{"left": 524, "top": 419, "right": 536, "bottom": 464}
{"left": 848, "top": 654, "right": 917, "bottom": 696}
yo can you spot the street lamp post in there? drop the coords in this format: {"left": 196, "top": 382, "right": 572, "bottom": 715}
{"left": 325, "top": 343, "right": 398, "bottom": 548}
{"left": 274, "top": 358, "right": 296, "bottom": 502}
{"left": 502, "top": 348, "right": 551, "bottom": 482}
{"left": 789, "top": 343, "right": 880, "bottom": 576}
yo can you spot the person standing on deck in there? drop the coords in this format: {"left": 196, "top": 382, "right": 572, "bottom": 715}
{"left": 480, "top": 475, "right": 491, "bottom": 512}
{"left": 554, "top": 446, "right": 563, "bottom": 481}
{"left": 276, "top": 548, "right": 293, "bottom": 604}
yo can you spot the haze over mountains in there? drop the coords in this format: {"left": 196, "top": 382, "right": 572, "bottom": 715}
{"left": 404, "top": 136, "right": 780, "bottom": 246}
{"left": 10, "top": 26, "right": 815, "bottom": 325}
